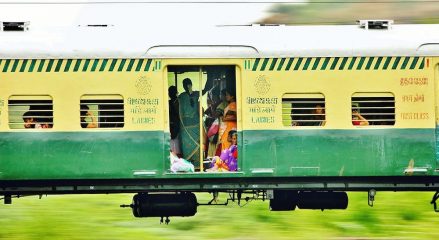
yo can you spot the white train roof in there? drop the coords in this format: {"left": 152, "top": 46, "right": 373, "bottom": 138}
{"left": 0, "top": 22, "right": 438, "bottom": 59}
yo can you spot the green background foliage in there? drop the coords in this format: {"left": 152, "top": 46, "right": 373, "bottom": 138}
{"left": 262, "top": 0, "right": 439, "bottom": 24}
{"left": 1, "top": 192, "right": 439, "bottom": 239}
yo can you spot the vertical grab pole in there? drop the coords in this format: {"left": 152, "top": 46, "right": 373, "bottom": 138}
{"left": 235, "top": 65, "right": 241, "bottom": 171}
{"left": 434, "top": 58, "right": 439, "bottom": 171}
{"left": 199, "top": 67, "right": 204, "bottom": 172}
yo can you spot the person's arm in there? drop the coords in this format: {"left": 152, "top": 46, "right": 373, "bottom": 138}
{"left": 353, "top": 111, "right": 369, "bottom": 126}
{"left": 223, "top": 110, "right": 236, "bottom": 121}
{"left": 87, "top": 111, "right": 98, "bottom": 128}
{"left": 223, "top": 102, "right": 237, "bottom": 121}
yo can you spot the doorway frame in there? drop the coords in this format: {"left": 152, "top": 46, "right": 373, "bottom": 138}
{"left": 163, "top": 60, "right": 242, "bottom": 173}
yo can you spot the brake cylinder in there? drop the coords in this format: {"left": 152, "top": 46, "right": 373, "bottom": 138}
{"left": 132, "top": 192, "right": 197, "bottom": 217}
{"left": 297, "top": 191, "right": 348, "bottom": 210}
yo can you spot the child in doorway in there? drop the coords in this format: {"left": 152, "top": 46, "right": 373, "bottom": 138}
{"left": 207, "top": 130, "right": 238, "bottom": 172}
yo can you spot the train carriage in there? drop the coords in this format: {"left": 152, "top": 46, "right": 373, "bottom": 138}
{"left": 1, "top": 20, "right": 439, "bottom": 218}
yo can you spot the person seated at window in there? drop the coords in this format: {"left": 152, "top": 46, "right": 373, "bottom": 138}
{"left": 40, "top": 117, "right": 53, "bottom": 128}
{"left": 80, "top": 105, "right": 97, "bottom": 128}
{"left": 309, "top": 104, "right": 326, "bottom": 126}
{"left": 207, "top": 130, "right": 238, "bottom": 172}
{"left": 352, "top": 110, "right": 369, "bottom": 126}
{"left": 291, "top": 121, "right": 300, "bottom": 126}
{"left": 23, "top": 111, "right": 42, "bottom": 129}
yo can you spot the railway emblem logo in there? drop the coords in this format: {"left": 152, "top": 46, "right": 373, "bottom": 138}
{"left": 254, "top": 75, "right": 271, "bottom": 95}
{"left": 135, "top": 76, "right": 152, "bottom": 95}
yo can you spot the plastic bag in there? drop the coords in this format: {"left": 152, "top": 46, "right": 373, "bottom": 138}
{"left": 170, "top": 153, "right": 194, "bottom": 173}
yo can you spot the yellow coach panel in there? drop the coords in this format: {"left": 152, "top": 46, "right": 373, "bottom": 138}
{"left": 0, "top": 59, "right": 164, "bottom": 132}
{"left": 1, "top": 57, "right": 436, "bottom": 133}
{"left": 241, "top": 57, "right": 435, "bottom": 130}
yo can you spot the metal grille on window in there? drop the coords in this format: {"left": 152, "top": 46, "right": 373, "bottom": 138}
{"left": 8, "top": 96, "right": 54, "bottom": 129}
{"left": 351, "top": 93, "right": 395, "bottom": 126}
{"left": 80, "top": 96, "right": 124, "bottom": 129}
{"left": 282, "top": 93, "right": 326, "bottom": 127}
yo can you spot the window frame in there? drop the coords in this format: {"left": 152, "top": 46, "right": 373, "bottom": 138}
{"left": 80, "top": 94, "right": 125, "bottom": 129}
{"left": 282, "top": 93, "right": 326, "bottom": 128}
{"left": 351, "top": 92, "right": 396, "bottom": 127}
{"left": 8, "top": 95, "right": 54, "bottom": 130}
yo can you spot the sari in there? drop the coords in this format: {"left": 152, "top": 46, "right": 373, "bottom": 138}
{"left": 207, "top": 143, "right": 238, "bottom": 172}
{"left": 206, "top": 101, "right": 227, "bottom": 158}
{"left": 178, "top": 91, "right": 200, "bottom": 167}
{"left": 219, "top": 101, "right": 237, "bottom": 151}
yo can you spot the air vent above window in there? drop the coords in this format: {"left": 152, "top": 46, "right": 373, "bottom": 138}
{"left": 357, "top": 20, "right": 393, "bottom": 30}
{"left": 1, "top": 21, "right": 30, "bottom": 32}
{"left": 252, "top": 23, "right": 285, "bottom": 27}
{"left": 78, "top": 24, "right": 114, "bottom": 28}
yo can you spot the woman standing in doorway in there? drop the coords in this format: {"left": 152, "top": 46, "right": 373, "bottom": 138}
{"left": 218, "top": 88, "right": 237, "bottom": 151}
{"left": 178, "top": 78, "right": 200, "bottom": 166}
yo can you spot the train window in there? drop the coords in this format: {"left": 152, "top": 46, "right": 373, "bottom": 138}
{"left": 282, "top": 93, "right": 326, "bottom": 127}
{"left": 351, "top": 93, "right": 395, "bottom": 126}
{"left": 8, "top": 95, "right": 54, "bottom": 129}
{"left": 80, "top": 95, "right": 124, "bottom": 128}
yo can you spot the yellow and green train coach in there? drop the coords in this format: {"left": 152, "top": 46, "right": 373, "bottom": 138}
{"left": 1, "top": 20, "right": 439, "bottom": 217}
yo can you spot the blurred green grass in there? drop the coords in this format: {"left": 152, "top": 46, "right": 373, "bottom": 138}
{"left": 1, "top": 192, "right": 439, "bottom": 239}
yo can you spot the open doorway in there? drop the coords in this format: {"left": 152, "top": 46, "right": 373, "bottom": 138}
{"left": 167, "top": 66, "right": 237, "bottom": 172}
